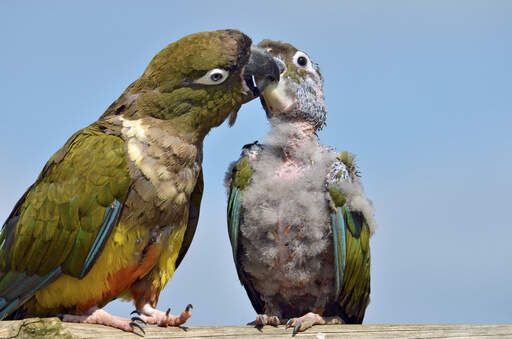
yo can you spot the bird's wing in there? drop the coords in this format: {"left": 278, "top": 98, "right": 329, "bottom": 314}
{"left": 0, "top": 125, "right": 132, "bottom": 319}
{"left": 328, "top": 151, "right": 371, "bottom": 324}
{"left": 175, "top": 169, "right": 203, "bottom": 269}
{"left": 226, "top": 143, "right": 265, "bottom": 314}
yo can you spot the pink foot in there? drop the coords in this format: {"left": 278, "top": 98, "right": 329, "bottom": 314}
{"left": 285, "top": 312, "right": 343, "bottom": 335}
{"left": 134, "top": 303, "right": 192, "bottom": 327}
{"left": 62, "top": 306, "right": 146, "bottom": 334}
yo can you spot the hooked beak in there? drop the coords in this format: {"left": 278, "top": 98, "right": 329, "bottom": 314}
{"left": 241, "top": 46, "right": 280, "bottom": 103}
{"left": 258, "top": 56, "right": 294, "bottom": 115}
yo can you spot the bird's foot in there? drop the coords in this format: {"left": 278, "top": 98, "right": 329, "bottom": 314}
{"left": 247, "top": 314, "right": 280, "bottom": 327}
{"left": 285, "top": 312, "right": 343, "bottom": 336}
{"left": 133, "top": 303, "right": 192, "bottom": 327}
{"left": 61, "top": 306, "right": 146, "bottom": 335}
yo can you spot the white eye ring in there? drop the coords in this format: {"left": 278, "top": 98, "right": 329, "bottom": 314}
{"left": 193, "top": 68, "right": 229, "bottom": 85}
{"left": 293, "top": 51, "right": 310, "bottom": 68}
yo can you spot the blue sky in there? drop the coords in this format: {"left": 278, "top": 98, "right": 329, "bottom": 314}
{"left": 0, "top": 0, "right": 511, "bottom": 325}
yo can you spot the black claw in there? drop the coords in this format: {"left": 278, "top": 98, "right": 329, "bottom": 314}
{"left": 178, "top": 325, "right": 189, "bottom": 332}
{"left": 130, "top": 310, "right": 141, "bottom": 316}
{"left": 257, "top": 314, "right": 265, "bottom": 326}
{"left": 285, "top": 319, "right": 293, "bottom": 329}
{"left": 166, "top": 308, "right": 170, "bottom": 316}
{"left": 293, "top": 323, "right": 301, "bottom": 336}
{"left": 186, "top": 304, "right": 193, "bottom": 311}
{"left": 130, "top": 321, "right": 146, "bottom": 335}
{"left": 131, "top": 316, "right": 147, "bottom": 325}
{"left": 56, "top": 314, "right": 64, "bottom": 321}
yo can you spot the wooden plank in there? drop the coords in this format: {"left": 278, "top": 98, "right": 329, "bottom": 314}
{"left": 0, "top": 318, "right": 510, "bottom": 338}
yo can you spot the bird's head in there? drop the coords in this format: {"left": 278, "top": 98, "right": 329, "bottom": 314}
{"left": 256, "top": 39, "right": 327, "bottom": 131}
{"left": 118, "top": 29, "right": 280, "bottom": 137}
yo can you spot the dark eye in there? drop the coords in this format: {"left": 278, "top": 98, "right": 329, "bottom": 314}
{"left": 297, "top": 56, "right": 307, "bottom": 67}
{"left": 210, "top": 72, "right": 223, "bottom": 82}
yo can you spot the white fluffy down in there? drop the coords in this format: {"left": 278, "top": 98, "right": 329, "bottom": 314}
{"left": 226, "top": 122, "right": 376, "bottom": 315}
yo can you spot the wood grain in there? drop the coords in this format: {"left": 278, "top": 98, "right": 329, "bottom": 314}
{"left": 0, "top": 318, "right": 510, "bottom": 338}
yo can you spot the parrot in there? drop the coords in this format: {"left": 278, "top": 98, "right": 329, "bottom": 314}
{"left": 226, "top": 39, "right": 377, "bottom": 334}
{"left": 0, "top": 29, "right": 280, "bottom": 333}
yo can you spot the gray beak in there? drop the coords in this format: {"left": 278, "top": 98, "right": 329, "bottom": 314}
{"left": 242, "top": 46, "right": 280, "bottom": 102}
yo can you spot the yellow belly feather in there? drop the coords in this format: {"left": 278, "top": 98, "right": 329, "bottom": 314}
{"left": 26, "top": 218, "right": 187, "bottom": 315}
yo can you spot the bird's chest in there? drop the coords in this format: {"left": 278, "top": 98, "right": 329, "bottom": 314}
{"left": 239, "top": 158, "right": 336, "bottom": 310}
{"left": 119, "top": 117, "right": 201, "bottom": 228}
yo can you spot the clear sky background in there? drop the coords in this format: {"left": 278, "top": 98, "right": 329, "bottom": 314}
{"left": 0, "top": 0, "right": 511, "bottom": 325}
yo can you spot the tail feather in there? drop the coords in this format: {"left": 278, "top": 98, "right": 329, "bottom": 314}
{"left": 0, "top": 267, "right": 61, "bottom": 320}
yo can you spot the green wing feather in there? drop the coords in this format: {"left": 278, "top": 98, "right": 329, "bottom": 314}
{"left": 0, "top": 125, "right": 131, "bottom": 319}
{"left": 337, "top": 206, "right": 371, "bottom": 323}
{"left": 226, "top": 154, "right": 265, "bottom": 314}
{"left": 227, "top": 187, "right": 240, "bottom": 258}
{"left": 329, "top": 153, "right": 371, "bottom": 324}
{"left": 175, "top": 169, "right": 203, "bottom": 269}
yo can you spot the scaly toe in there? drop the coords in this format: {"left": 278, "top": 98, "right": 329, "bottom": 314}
{"left": 268, "top": 316, "right": 280, "bottom": 327}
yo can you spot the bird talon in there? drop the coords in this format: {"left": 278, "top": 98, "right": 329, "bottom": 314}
{"left": 131, "top": 316, "right": 147, "bottom": 325}
{"left": 165, "top": 308, "right": 170, "bottom": 316}
{"left": 256, "top": 314, "right": 265, "bottom": 326}
{"left": 186, "top": 304, "right": 193, "bottom": 311}
{"left": 130, "top": 310, "right": 141, "bottom": 316}
{"left": 293, "top": 323, "right": 301, "bottom": 336}
{"left": 130, "top": 321, "right": 146, "bottom": 335}
{"left": 285, "top": 319, "right": 294, "bottom": 329}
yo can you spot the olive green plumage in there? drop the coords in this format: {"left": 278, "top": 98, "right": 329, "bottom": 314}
{"left": 0, "top": 29, "right": 279, "bottom": 323}
{"left": 329, "top": 186, "right": 347, "bottom": 207}
{"left": 232, "top": 157, "right": 252, "bottom": 190}
{"left": 0, "top": 126, "right": 130, "bottom": 278}
{"left": 0, "top": 125, "right": 131, "bottom": 318}
{"left": 102, "top": 30, "right": 253, "bottom": 136}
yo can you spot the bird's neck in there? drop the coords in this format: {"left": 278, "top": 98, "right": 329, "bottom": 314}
{"left": 100, "top": 90, "right": 212, "bottom": 145}
{"left": 280, "top": 120, "right": 318, "bottom": 161}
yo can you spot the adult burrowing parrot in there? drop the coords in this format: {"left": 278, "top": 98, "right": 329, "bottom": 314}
{"left": 0, "top": 29, "right": 279, "bottom": 333}
{"left": 226, "top": 40, "right": 377, "bottom": 334}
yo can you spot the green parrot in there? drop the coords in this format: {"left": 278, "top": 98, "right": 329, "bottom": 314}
{"left": 0, "top": 29, "right": 279, "bottom": 333}
{"left": 226, "top": 40, "right": 377, "bottom": 334}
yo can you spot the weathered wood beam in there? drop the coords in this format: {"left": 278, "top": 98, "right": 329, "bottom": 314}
{"left": 1, "top": 318, "right": 510, "bottom": 338}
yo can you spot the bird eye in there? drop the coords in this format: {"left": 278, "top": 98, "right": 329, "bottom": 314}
{"left": 293, "top": 51, "right": 310, "bottom": 68}
{"left": 211, "top": 72, "right": 223, "bottom": 82}
{"left": 193, "top": 68, "right": 229, "bottom": 85}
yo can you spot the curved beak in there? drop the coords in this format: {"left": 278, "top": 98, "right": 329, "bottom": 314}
{"left": 241, "top": 46, "right": 280, "bottom": 103}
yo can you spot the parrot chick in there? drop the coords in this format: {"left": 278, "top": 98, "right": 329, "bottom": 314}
{"left": 0, "top": 30, "right": 279, "bottom": 334}
{"left": 226, "top": 40, "right": 377, "bottom": 334}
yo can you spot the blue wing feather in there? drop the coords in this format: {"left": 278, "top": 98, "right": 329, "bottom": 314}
{"left": 80, "top": 200, "right": 122, "bottom": 278}
{"left": 332, "top": 206, "right": 347, "bottom": 299}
